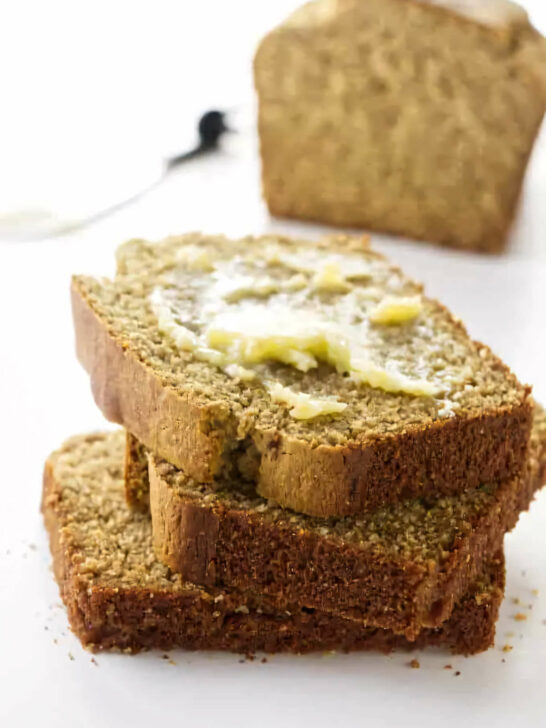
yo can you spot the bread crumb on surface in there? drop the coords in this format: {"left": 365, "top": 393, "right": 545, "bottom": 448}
{"left": 454, "top": 671, "right": 461, "bottom": 676}
{"left": 409, "top": 658, "right": 420, "bottom": 669}
{"left": 443, "top": 664, "right": 452, "bottom": 670}
{"left": 514, "top": 613, "right": 528, "bottom": 621}
{"left": 502, "top": 645, "right": 513, "bottom": 653}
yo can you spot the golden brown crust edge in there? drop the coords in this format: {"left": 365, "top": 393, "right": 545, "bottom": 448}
{"left": 42, "top": 433, "right": 503, "bottom": 655}
{"left": 71, "top": 277, "right": 231, "bottom": 483}
{"left": 72, "top": 275, "right": 532, "bottom": 517}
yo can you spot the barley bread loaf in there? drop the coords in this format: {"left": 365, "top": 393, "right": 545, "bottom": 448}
{"left": 42, "top": 430, "right": 504, "bottom": 655}
{"left": 255, "top": 0, "right": 546, "bottom": 252}
{"left": 71, "top": 232, "right": 532, "bottom": 518}
{"left": 139, "top": 405, "right": 546, "bottom": 639}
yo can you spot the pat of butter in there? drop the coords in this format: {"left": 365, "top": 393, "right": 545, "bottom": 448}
{"left": 369, "top": 295, "right": 422, "bottom": 325}
{"left": 351, "top": 359, "right": 440, "bottom": 396}
{"left": 149, "top": 288, "right": 197, "bottom": 350}
{"left": 205, "top": 307, "right": 351, "bottom": 373}
{"left": 151, "top": 289, "right": 439, "bottom": 401}
{"left": 222, "top": 273, "right": 308, "bottom": 303}
{"left": 264, "top": 246, "right": 372, "bottom": 281}
{"left": 224, "top": 363, "right": 256, "bottom": 381}
{"left": 267, "top": 382, "right": 347, "bottom": 420}
{"left": 312, "top": 262, "right": 352, "bottom": 293}
{"left": 194, "top": 347, "right": 226, "bottom": 366}
{"left": 148, "top": 237, "right": 445, "bottom": 411}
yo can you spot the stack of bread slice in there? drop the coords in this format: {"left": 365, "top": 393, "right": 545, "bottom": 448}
{"left": 43, "top": 233, "right": 546, "bottom": 655}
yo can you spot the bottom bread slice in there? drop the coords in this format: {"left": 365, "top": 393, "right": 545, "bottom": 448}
{"left": 43, "top": 430, "right": 504, "bottom": 655}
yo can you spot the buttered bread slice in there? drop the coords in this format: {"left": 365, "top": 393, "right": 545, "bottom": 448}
{"left": 72, "top": 232, "right": 532, "bottom": 517}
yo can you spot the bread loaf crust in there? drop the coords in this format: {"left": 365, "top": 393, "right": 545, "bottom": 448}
{"left": 72, "top": 280, "right": 232, "bottom": 483}
{"left": 42, "top": 431, "right": 504, "bottom": 655}
{"left": 255, "top": 0, "right": 546, "bottom": 252}
{"left": 72, "top": 276, "right": 532, "bottom": 517}
{"left": 254, "top": 404, "right": 532, "bottom": 514}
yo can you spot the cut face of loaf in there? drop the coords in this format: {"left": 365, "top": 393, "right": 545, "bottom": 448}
{"left": 43, "top": 430, "right": 504, "bottom": 655}
{"left": 71, "top": 232, "right": 532, "bottom": 517}
{"left": 130, "top": 405, "right": 546, "bottom": 640}
{"left": 255, "top": 0, "right": 546, "bottom": 252}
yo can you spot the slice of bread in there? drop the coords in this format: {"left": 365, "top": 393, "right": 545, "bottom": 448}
{"left": 137, "top": 406, "right": 546, "bottom": 639}
{"left": 255, "top": 0, "right": 546, "bottom": 252}
{"left": 42, "top": 430, "right": 504, "bottom": 655}
{"left": 71, "top": 232, "right": 532, "bottom": 517}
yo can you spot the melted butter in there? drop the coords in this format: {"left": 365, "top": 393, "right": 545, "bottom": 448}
{"left": 369, "top": 295, "right": 423, "bottom": 325}
{"left": 312, "top": 262, "right": 352, "bottom": 293}
{"left": 267, "top": 382, "right": 347, "bottom": 420}
{"left": 205, "top": 306, "right": 351, "bottom": 374}
{"left": 350, "top": 358, "right": 438, "bottom": 396}
{"left": 267, "top": 245, "right": 374, "bottom": 281}
{"left": 148, "top": 241, "right": 468, "bottom": 418}
{"left": 224, "top": 363, "right": 257, "bottom": 381}
{"left": 149, "top": 288, "right": 197, "bottom": 350}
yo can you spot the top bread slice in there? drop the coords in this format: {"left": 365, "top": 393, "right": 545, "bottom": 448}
{"left": 255, "top": 0, "right": 546, "bottom": 252}
{"left": 71, "top": 232, "right": 532, "bottom": 517}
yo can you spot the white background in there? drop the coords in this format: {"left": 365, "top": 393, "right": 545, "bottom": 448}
{"left": 0, "top": 1, "right": 545, "bottom": 726}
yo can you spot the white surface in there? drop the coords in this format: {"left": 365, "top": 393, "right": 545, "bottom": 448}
{"left": 0, "top": 1, "right": 546, "bottom": 726}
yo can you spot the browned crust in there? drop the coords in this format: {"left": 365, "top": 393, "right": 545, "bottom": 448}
{"left": 148, "top": 436, "right": 544, "bottom": 640}
{"left": 71, "top": 277, "right": 533, "bottom": 518}
{"left": 42, "top": 446, "right": 503, "bottom": 655}
{"left": 71, "top": 278, "right": 233, "bottom": 484}
{"left": 254, "top": 402, "right": 532, "bottom": 515}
